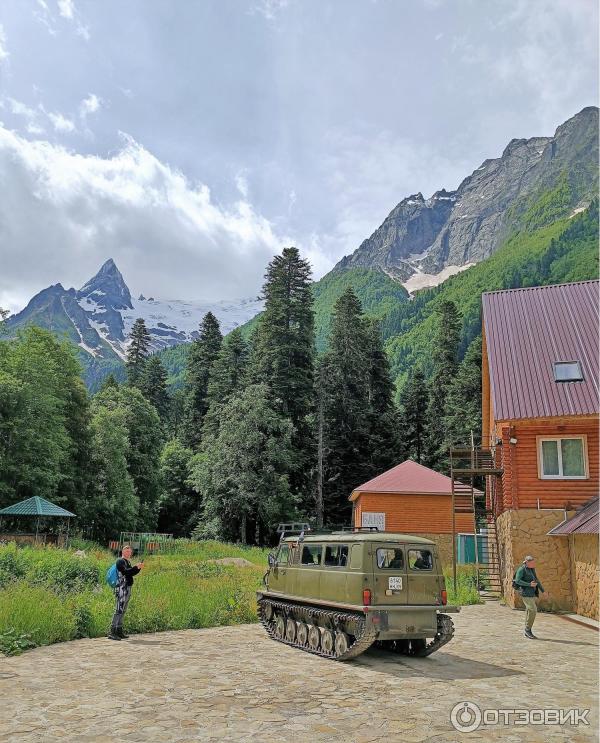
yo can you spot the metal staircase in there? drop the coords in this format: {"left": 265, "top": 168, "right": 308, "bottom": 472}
{"left": 450, "top": 438, "right": 504, "bottom": 598}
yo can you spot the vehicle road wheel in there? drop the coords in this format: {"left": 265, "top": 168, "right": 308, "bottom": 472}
{"left": 274, "top": 615, "right": 286, "bottom": 639}
{"left": 321, "top": 628, "right": 334, "bottom": 655}
{"left": 285, "top": 618, "right": 297, "bottom": 642}
{"left": 334, "top": 631, "right": 349, "bottom": 657}
{"left": 307, "top": 624, "right": 321, "bottom": 651}
{"left": 296, "top": 622, "right": 308, "bottom": 646}
{"left": 262, "top": 602, "right": 273, "bottom": 622}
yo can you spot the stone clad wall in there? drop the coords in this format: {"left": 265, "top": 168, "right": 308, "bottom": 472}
{"left": 416, "top": 533, "right": 453, "bottom": 568}
{"left": 496, "top": 508, "right": 574, "bottom": 612}
{"left": 573, "top": 534, "right": 599, "bottom": 620}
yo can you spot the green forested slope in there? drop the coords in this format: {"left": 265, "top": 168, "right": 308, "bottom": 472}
{"left": 384, "top": 199, "right": 598, "bottom": 392}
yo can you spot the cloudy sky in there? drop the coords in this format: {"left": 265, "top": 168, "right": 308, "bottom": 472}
{"left": 0, "top": 0, "right": 597, "bottom": 313}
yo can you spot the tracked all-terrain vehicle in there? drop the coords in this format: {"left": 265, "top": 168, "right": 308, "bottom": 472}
{"left": 257, "top": 525, "right": 459, "bottom": 661}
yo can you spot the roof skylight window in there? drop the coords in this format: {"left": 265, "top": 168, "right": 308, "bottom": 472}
{"left": 553, "top": 361, "right": 583, "bottom": 382}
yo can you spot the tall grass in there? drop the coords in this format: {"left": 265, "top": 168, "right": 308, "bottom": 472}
{"left": 0, "top": 540, "right": 268, "bottom": 655}
{"left": 444, "top": 565, "right": 483, "bottom": 606}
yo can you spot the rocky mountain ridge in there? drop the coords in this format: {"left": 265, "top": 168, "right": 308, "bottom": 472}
{"left": 335, "top": 106, "right": 598, "bottom": 291}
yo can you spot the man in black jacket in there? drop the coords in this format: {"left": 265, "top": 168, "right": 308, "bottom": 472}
{"left": 108, "top": 544, "right": 144, "bottom": 641}
{"left": 514, "top": 555, "right": 545, "bottom": 639}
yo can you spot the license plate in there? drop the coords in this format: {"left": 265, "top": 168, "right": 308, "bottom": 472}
{"left": 388, "top": 576, "right": 403, "bottom": 590}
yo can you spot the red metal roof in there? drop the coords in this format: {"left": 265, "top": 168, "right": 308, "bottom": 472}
{"left": 351, "top": 459, "right": 482, "bottom": 497}
{"left": 548, "top": 497, "right": 599, "bottom": 535}
{"left": 482, "top": 280, "right": 599, "bottom": 421}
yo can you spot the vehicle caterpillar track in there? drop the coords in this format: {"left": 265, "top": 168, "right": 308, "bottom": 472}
{"left": 258, "top": 596, "right": 379, "bottom": 661}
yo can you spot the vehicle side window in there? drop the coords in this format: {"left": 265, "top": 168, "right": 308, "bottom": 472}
{"left": 301, "top": 544, "right": 322, "bottom": 565}
{"left": 349, "top": 545, "right": 362, "bottom": 569}
{"left": 324, "top": 544, "right": 349, "bottom": 567}
{"left": 408, "top": 549, "right": 433, "bottom": 570}
{"left": 277, "top": 544, "right": 290, "bottom": 565}
{"left": 376, "top": 548, "right": 404, "bottom": 569}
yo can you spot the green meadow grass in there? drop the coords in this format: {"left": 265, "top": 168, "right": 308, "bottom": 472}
{"left": 444, "top": 565, "right": 483, "bottom": 606}
{"left": 0, "top": 540, "right": 268, "bottom": 655}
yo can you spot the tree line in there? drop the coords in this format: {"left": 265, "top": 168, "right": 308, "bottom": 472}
{"left": 0, "top": 248, "right": 480, "bottom": 544}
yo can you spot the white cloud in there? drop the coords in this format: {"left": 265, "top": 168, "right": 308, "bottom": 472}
{"left": 47, "top": 111, "right": 76, "bottom": 133}
{"left": 235, "top": 171, "right": 249, "bottom": 199}
{"left": 250, "top": 0, "right": 289, "bottom": 22}
{"left": 0, "top": 24, "right": 9, "bottom": 62}
{"left": 57, "top": 0, "right": 75, "bottom": 20}
{"left": 79, "top": 93, "right": 101, "bottom": 120}
{"left": 0, "top": 128, "right": 290, "bottom": 314}
{"left": 7, "top": 99, "right": 36, "bottom": 119}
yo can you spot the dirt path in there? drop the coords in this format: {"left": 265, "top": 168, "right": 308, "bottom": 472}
{"left": 0, "top": 602, "right": 597, "bottom": 742}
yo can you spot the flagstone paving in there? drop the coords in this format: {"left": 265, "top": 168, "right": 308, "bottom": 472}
{"left": 1, "top": 602, "right": 597, "bottom": 742}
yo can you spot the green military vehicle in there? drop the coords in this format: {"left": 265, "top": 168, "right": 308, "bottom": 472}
{"left": 257, "top": 526, "right": 459, "bottom": 661}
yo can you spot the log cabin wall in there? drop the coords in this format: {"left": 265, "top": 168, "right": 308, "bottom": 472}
{"left": 353, "top": 492, "right": 475, "bottom": 534}
{"left": 495, "top": 415, "right": 598, "bottom": 512}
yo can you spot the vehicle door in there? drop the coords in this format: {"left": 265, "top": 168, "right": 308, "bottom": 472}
{"left": 268, "top": 542, "right": 290, "bottom": 594}
{"left": 293, "top": 543, "right": 323, "bottom": 599}
{"left": 319, "top": 543, "right": 349, "bottom": 605}
{"left": 406, "top": 546, "right": 441, "bottom": 604}
{"left": 372, "top": 543, "right": 408, "bottom": 605}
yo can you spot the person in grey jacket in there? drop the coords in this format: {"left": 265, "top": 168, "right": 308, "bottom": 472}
{"left": 514, "top": 555, "right": 545, "bottom": 639}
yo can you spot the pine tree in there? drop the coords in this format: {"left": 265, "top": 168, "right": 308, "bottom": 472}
{"left": 443, "top": 337, "right": 482, "bottom": 450}
{"left": 364, "top": 318, "right": 400, "bottom": 473}
{"left": 191, "top": 383, "right": 296, "bottom": 544}
{"left": 318, "top": 288, "right": 371, "bottom": 525}
{"left": 183, "top": 312, "right": 222, "bottom": 448}
{"left": 141, "top": 354, "right": 170, "bottom": 420}
{"left": 399, "top": 367, "right": 429, "bottom": 463}
{"left": 202, "top": 328, "right": 248, "bottom": 440}
{"left": 425, "top": 300, "right": 462, "bottom": 469}
{"left": 126, "top": 318, "right": 151, "bottom": 388}
{"left": 100, "top": 373, "right": 119, "bottom": 392}
{"left": 249, "top": 247, "right": 315, "bottom": 498}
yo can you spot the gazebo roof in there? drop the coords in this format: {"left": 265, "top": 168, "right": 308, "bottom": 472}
{"left": 0, "top": 496, "right": 75, "bottom": 517}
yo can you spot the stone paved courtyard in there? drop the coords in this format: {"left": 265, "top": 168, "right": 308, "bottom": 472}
{"left": 0, "top": 602, "right": 597, "bottom": 743}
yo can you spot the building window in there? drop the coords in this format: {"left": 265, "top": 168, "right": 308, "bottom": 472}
{"left": 538, "top": 437, "right": 587, "bottom": 479}
{"left": 553, "top": 361, "right": 583, "bottom": 382}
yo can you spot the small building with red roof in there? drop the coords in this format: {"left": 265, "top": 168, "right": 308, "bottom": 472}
{"left": 350, "top": 459, "right": 476, "bottom": 566}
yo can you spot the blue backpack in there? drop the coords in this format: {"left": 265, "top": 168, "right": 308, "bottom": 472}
{"left": 106, "top": 562, "right": 119, "bottom": 588}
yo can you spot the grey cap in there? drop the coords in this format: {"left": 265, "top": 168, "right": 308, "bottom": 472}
{"left": 523, "top": 555, "right": 534, "bottom": 562}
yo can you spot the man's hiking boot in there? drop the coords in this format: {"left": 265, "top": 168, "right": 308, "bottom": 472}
{"left": 524, "top": 629, "right": 537, "bottom": 639}
{"left": 108, "top": 626, "right": 121, "bottom": 641}
{"left": 117, "top": 628, "right": 129, "bottom": 639}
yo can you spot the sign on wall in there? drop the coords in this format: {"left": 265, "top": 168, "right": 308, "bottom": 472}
{"left": 361, "top": 512, "right": 385, "bottom": 531}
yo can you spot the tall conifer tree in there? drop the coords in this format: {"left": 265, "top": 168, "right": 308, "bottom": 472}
{"left": 443, "top": 337, "right": 482, "bottom": 450}
{"left": 141, "top": 354, "right": 170, "bottom": 421}
{"left": 425, "top": 300, "right": 462, "bottom": 469}
{"left": 399, "top": 367, "right": 429, "bottom": 463}
{"left": 250, "top": 247, "right": 315, "bottom": 497}
{"left": 183, "top": 312, "right": 222, "bottom": 448}
{"left": 126, "top": 318, "right": 151, "bottom": 388}
{"left": 202, "top": 328, "right": 248, "bottom": 440}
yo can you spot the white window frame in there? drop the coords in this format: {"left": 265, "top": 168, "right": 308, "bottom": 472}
{"left": 537, "top": 435, "right": 588, "bottom": 480}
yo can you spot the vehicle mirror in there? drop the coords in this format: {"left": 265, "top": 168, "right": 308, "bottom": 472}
{"left": 268, "top": 553, "right": 276, "bottom": 567}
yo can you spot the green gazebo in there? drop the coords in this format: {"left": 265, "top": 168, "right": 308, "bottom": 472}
{"left": 0, "top": 496, "right": 76, "bottom": 546}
